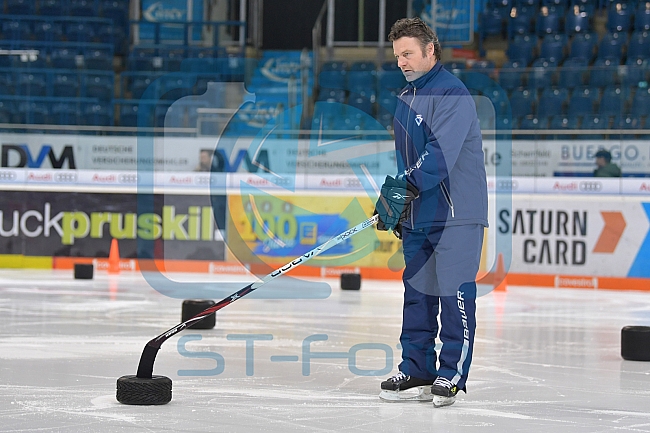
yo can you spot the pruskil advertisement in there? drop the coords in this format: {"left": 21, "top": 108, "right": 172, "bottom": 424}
{"left": 497, "top": 195, "right": 650, "bottom": 278}
{"left": 0, "top": 191, "right": 227, "bottom": 261}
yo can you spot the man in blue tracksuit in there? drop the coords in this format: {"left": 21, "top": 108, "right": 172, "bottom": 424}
{"left": 375, "top": 18, "right": 488, "bottom": 407}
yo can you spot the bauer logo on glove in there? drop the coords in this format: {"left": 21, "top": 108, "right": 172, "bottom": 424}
{"left": 374, "top": 175, "right": 419, "bottom": 232}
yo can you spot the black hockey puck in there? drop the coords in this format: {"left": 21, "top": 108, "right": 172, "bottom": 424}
{"left": 181, "top": 299, "right": 216, "bottom": 329}
{"left": 74, "top": 263, "right": 94, "bottom": 280}
{"left": 116, "top": 375, "right": 172, "bottom": 405}
{"left": 341, "top": 273, "right": 361, "bottom": 290}
{"left": 621, "top": 326, "right": 650, "bottom": 361}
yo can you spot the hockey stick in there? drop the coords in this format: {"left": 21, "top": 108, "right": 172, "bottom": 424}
{"left": 135, "top": 213, "right": 379, "bottom": 379}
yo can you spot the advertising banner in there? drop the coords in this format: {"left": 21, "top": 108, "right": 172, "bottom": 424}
{"left": 3, "top": 134, "right": 650, "bottom": 178}
{"left": 0, "top": 191, "right": 227, "bottom": 261}
{"left": 225, "top": 192, "right": 404, "bottom": 276}
{"left": 497, "top": 195, "right": 650, "bottom": 279}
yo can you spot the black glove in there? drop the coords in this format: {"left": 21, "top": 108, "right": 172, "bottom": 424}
{"left": 375, "top": 211, "right": 403, "bottom": 240}
{"left": 374, "top": 175, "right": 419, "bottom": 231}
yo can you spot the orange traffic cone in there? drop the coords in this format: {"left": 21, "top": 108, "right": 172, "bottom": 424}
{"left": 494, "top": 252, "right": 507, "bottom": 292}
{"left": 108, "top": 238, "right": 120, "bottom": 274}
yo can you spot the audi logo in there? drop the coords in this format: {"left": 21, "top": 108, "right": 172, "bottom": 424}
{"left": 579, "top": 181, "right": 603, "bottom": 192}
{"left": 55, "top": 173, "right": 78, "bottom": 182}
{"left": 194, "top": 175, "right": 211, "bottom": 185}
{"left": 0, "top": 171, "right": 16, "bottom": 181}
{"left": 119, "top": 174, "right": 138, "bottom": 183}
{"left": 497, "top": 180, "right": 518, "bottom": 190}
{"left": 345, "top": 178, "right": 362, "bottom": 188}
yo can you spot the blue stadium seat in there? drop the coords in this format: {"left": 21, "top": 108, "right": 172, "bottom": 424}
{"left": 97, "top": 23, "right": 124, "bottom": 54}
{"left": 599, "top": 85, "right": 628, "bottom": 117}
{"left": 612, "top": 114, "right": 643, "bottom": 139}
{"left": 51, "top": 102, "right": 80, "bottom": 126}
{"left": 319, "top": 61, "right": 347, "bottom": 86}
{"left": 631, "top": 87, "right": 650, "bottom": 117}
{"left": 378, "top": 62, "right": 406, "bottom": 91}
{"left": 507, "top": 34, "right": 537, "bottom": 65}
{"left": 6, "top": 0, "right": 35, "bottom": 14}
{"left": 83, "top": 103, "right": 113, "bottom": 126}
{"left": 565, "top": 7, "right": 591, "bottom": 35}
{"left": 572, "top": 0, "right": 598, "bottom": 15}
{"left": 2, "top": 20, "right": 31, "bottom": 41}
{"left": 119, "top": 101, "right": 152, "bottom": 127}
{"left": 508, "top": 5, "right": 536, "bottom": 38}
{"left": 621, "top": 57, "right": 649, "bottom": 86}
{"left": 38, "top": 0, "right": 64, "bottom": 15}
{"left": 0, "top": 73, "right": 13, "bottom": 95}
{"left": 484, "top": 86, "right": 510, "bottom": 115}
{"left": 14, "top": 55, "right": 48, "bottom": 69}
{"left": 84, "top": 48, "right": 113, "bottom": 70}
{"left": 527, "top": 58, "right": 558, "bottom": 89}
{"left": 635, "top": 3, "right": 650, "bottom": 31}
{"left": 518, "top": 115, "right": 547, "bottom": 132}
{"left": 568, "top": 86, "right": 599, "bottom": 116}
{"left": 84, "top": 73, "right": 114, "bottom": 100}
{"left": 377, "top": 89, "right": 398, "bottom": 115}
{"left": 17, "top": 101, "right": 49, "bottom": 124}
{"left": 0, "top": 101, "right": 14, "bottom": 123}
{"left": 34, "top": 21, "right": 64, "bottom": 42}
{"left": 568, "top": 32, "right": 596, "bottom": 61}
{"left": 498, "top": 60, "right": 526, "bottom": 90}
{"left": 588, "top": 57, "right": 619, "bottom": 86}
{"left": 607, "top": 3, "right": 632, "bottom": 33}
{"left": 536, "top": 7, "right": 561, "bottom": 36}
{"left": 17, "top": 72, "right": 47, "bottom": 96}
{"left": 160, "top": 48, "right": 185, "bottom": 71}
{"left": 51, "top": 48, "right": 80, "bottom": 69}
{"left": 347, "top": 93, "right": 374, "bottom": 115}
{"left": 70, "top": 0, "right": 96, "bottom": 16}
{"left": 347, "top": 61, "right": 377, "bottom": 94}
{"left": 578, "top": 114, "right": 608, "bottom": 139}
{"left": 318, "top": 88, "right": 346, "bottom": 103}
{"left": 509, "top": 88, "right": 535, "bottom": 116}
{"left": 537, "top": 87, "right": 568, "bottom": 117}
{"left": 480, "top": 7, "right": 505, "bottom": 38}
{"left": 463, "top": 60, "right": 495, "bottom": 93}
{"left": 627, "top": 31, "right": 650, "bottom": 59}
{"left": 549, "top": 114, "right": 580, "bottom": 139}
{"left": 557, "top": 57, "right": 588, "bottom": 88}
{"left": 101, "top": 0, "right": 129, "bottom": 28}
{"left": 540, "top": 34, "right": 566, "bottom": 62}
{"left": 52, "top": 73, "right": 80, "bottom": 97}
{"left": 129, "top": 75, "right": 155, "bottom": 99}
{"left": 597, "top": 32, "right": 626, "bottom": 61}
{"left": 66, "top": 22, "right": 96, "bottom": 42}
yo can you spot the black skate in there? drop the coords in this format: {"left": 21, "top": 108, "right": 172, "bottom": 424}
{"left": 431, "top": 377, "right": 458, "bottom": 407}
{"left": 379, "top": 371, "right": 434, "bottom": 402}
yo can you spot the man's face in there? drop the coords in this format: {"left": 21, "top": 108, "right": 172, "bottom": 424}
{"left": 596, "top": 157, "right": 607, "bottom": 168}
{"left": 393, "top": 36, "right": 437, "bottom": 82}
{"left": 200, "top": 151, "right": 211, "bottom": 166}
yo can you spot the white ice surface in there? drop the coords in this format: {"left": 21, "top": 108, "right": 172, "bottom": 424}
{"left": 1, "top": 269, "right": 650, "bottom": 432}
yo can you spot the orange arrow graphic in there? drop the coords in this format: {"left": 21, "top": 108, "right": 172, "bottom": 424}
{"left": 593, "top": 211, "right": 626, "bottom": 253}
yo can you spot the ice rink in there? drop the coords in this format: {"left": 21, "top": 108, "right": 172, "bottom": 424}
{"left": 1, "top": 268, "right": 650, "bottom": 433}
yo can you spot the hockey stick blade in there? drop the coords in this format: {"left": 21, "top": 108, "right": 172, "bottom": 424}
{"left": 135, "top": 213, "right": 380, "bottom": 379}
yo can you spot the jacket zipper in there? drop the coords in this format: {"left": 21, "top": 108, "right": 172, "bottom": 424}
{"left": 405, "top": 85, "right": 416, "bottom": 226}
{"left": 440, "top": 182, "right": 455, "bottom": 218}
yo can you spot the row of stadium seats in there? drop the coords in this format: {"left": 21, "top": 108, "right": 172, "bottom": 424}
{"left": 0, "top": 97, "right": 112, "bottom": 127}
{"left": 506, "top": 31, "right": 650, "bottom": 65}
{"left": 0, "top": 0, "right": 128, "bottom": 23}
{"left": 484, "top": 1, "right": 650, "bottom": 39}
{"left": 0, "top": 69, "right": 114, "bottom": 100}
{"left": 504, "top": 113, "right": 650, "bottom": 139}
{"left": 0, "top": 43, "right": 114, "bottom": 70}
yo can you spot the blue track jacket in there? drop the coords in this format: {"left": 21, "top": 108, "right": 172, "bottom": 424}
{"left": 394, "top": 62, "right": 488, "bottom": 229}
